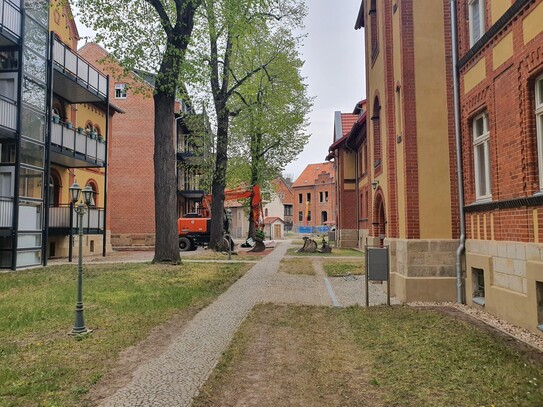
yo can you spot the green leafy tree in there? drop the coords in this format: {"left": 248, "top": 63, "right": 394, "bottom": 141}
{"left": 228, "top": 28, "right": 311, "bottom": 239}
{"left": 74, "top": 0, "right": 202, "bottom": 263}
{"left": 186, "top": 0, "right": 306, "bottom": 250}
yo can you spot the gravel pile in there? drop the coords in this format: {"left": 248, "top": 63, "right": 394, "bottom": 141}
{"left": 407, "top": 301, "right": 543, "bottom": 352}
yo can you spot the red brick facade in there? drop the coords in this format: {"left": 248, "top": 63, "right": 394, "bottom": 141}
{"left": 457, "top": 0, "right": 543, "bottom": 243}
{"left": 292, "top": 163, "right": 336, "bottom": 231}
{"left": 79, "top": 44, "right": 157, "bottom": 245}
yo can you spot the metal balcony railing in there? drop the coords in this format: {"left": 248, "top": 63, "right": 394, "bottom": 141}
{"left": 51, "top": 121, "right": 106, "bottom": 164}
{"left": 0, "top": 0, "right": 21, "bottom": 39}
{"left": 0, "top": 196, "right": 13, "bottom": 228}
{"left": 53, "top": 37, "right": 108, "bottom": 98}
{"left": 0, "top": 97, "right": 16, "bottom": 131}
{"left": 49, "top": 204, "right": 105, "bottom": 232}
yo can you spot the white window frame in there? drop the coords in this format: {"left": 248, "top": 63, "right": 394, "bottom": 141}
{"left": 536, "top": 75, "right": 543, "bottom": 191}
{"left": 473, "top": 111, "right": 491, "bottom": 201}
{"left": 114, "top": 83, "right": 127, "bottom": 99}
{"left": 468, "top": 0, "right": 485, "bottom": 47}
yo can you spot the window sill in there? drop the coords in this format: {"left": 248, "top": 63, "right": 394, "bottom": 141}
{"left": 472, "top": 296, "right": 485, "bottom": 306}
{"left": 474, "top": 196, "right": 492, "bottom": 204}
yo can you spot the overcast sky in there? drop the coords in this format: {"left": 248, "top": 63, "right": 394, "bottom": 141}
{"left": 75, "top": 0, "right": 366, "bottom": 180}
{"left": 284, "top": 0, "right": 365, "bottom": 179}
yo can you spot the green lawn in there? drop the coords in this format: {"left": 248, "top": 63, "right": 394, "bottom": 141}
{"left": 0, "top": 262, "right": 250, "bottom": 407}
{"left": 194, "top": 305, "right": 543, "bottom": 407}
{"left": 323, "top": 259, "right": 365, "bottom": 276}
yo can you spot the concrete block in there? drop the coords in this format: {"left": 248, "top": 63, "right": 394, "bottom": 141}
{"left": 407, "top": 265, "right": 437, "bottom": 277}
{"left": 497, "top": 242, "right": 508, "bottom": 258}
{"left": 507, "top": 243, "right": 516, "bottom": 259}
{"left": 407, "top": 240, "right": 429, "bottom": 252}
{"left": 508, "top": 275, "right": 523, "bottom": 293}
{"left": 514, "top": 243, "right": 526, "bottom": 261}
{"left": 525, "top": 244, "right": 541, "bottom": 261}
{"left": 512, "top": 259, "right": 526, "bottom": 277}
{"left": 438, "top": 265, "right": 456, "bottom": 277}
{"left": 494, "top": 257, "right": 513, "bottom": 274}
{"left": 492, "top": 271, "right": 509, "bottom": 289}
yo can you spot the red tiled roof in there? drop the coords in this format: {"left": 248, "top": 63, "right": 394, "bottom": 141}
{"left": 264, "top": 216, "right": 284, "bottom": 225}
{"left": 341, "top": 113, "right": 358, "bottom": 137}
{"left": 292, "top": 162, "right": 335, "bottom": 188}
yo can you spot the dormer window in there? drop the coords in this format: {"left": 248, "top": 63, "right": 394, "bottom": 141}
{"left": 115, "top": 83, "right": 127, "bottom": 99}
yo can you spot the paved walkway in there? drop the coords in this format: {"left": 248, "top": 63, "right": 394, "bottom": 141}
{"left": 96, "top": 241, "right": 395, "bottom": 407}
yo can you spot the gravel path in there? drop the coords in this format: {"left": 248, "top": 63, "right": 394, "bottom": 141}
{"left": 97, "top": 241, "right": 392, "bottom": 406}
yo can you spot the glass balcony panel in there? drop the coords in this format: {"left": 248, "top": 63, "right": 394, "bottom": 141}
{"left": 0, "top": 196, "right": 13, "bottom": 227}
{"left": 17, "top": 232, "right": 41, "bottom": 249}
{"left": 74, "top": 130, "right": 86, "bottom": 152}
{"left": 18, "top": 199, "right": 42, "bottom": 230}
{"left": 0, "top": 98, "right": 17, "bottom": 131}
{"left": 24, "top": 0, "right": 47, "bottom": 27}
{"left": 87, "top": 139, "right": 96, "bottom": 158}
{"left": 23, "top": 48, "right": 46, "bottom": 83}
{"left": 88, "top": 66, "right": 98, "bottom": 90}
{"left": 48, "top": 205, "right": 71, "bottom": 227}
{"left": 53, "top": 38, "right": 108, "bottom": 100}
{"left": 97, "top": 142, "right": 105, "bottom": 162}
{"left": 16, "top": 250, "right": 41, "bottom": 267}
{"left": 78, "top": 60, "right": 88, "bottom": 82}
{"left": 22, "top": 78, "right": 45, "bottom": 110}
{"left": 64, "top": 49, "right": 77, "bottom": 75}
{"left": 2, "top": 1, "right": 22, "bottom": 38}
{"left": 23, "top": 16, "right": 47, "bottom": 57}
{"left": 20, "top": 139, "right": 44, "bottom": 168}
{"left": 20, "top": 106, "right": 45, "bottom": 141}
{"left": 19, "top": 168, "right": 42, "bottom": 199}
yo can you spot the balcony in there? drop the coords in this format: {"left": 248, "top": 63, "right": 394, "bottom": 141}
{"left": 0, "top": 97, "right": 16, "bottom": 132}
{"left": 0, "top": 195, "right": 13, "bottom": 229}
{"left": 49, "top": 204, "right": 105, "bottom": 235}
{"left": 52, "top": 36, "right": 108, "bottom": 104}
{"left": 50, "top": 121, "right": 106, "bottom": 167}
{"left": 0, "top": 0, "right": 21, "bottom": 44}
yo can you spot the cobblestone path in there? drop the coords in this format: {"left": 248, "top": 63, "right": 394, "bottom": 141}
{"left": 98, "top": 241, "right": 393, "bottom": 407}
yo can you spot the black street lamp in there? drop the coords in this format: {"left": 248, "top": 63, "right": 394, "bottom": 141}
{"left": 68, "top": 181, "right": 94, "bottom": 335}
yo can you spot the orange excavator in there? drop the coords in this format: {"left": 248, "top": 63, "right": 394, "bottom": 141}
{"left": 177, "top": 185, "right": 264, "bottom": 252}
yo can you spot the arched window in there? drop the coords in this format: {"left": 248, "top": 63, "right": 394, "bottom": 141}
{"left": 370, "top": 0, "right": 379, "bottom": 60}
{"left": 48, "top": 170, "right": 61, "bottom": 207}
{"left": 372, "top": 96, "right": 382, "bottom": 169}
{"left": 85, "top": 180, "right": 98, "bottom": 207}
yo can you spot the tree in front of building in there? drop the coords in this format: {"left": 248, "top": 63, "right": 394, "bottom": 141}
{"left": 74, "top": 0, "right": 202, "bottom": 264}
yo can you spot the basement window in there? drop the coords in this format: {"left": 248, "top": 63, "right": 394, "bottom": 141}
{"left": 537, "top": 281, "right": 543, "bottom": 332}
{"left": 472, "top": 268, "right": 485, "bottom": 306}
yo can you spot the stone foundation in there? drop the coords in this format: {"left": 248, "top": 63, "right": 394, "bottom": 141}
{"left": 338, "top": 229, "right": 358, "bottom": 248}
{"left": 386, "top": 238, "right": 458, "bottom": 302}
{"left": 110, "top": 233, "right": 156, "bottom": 248}
{"left": 49, "top": 230, "right": 113, "bottom": 258}
{"left": 465, "top": 240, "right": 543, "bottom": 336}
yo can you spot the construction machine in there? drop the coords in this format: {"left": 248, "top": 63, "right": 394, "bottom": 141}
{"left": 177, "top": 185, "right": 265, "bottom": 252}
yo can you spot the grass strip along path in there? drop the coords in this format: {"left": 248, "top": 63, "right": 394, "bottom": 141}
{"left": 194, "top": 304, "right": 543, "bottom": 407}
{"left": 0, "top": 262, "right": 251, "bottom": 407}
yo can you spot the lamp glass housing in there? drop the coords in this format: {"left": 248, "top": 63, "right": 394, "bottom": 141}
{"left": 69, "top": 182, "right": 81, "bottom": 203}
{"left": 82, "top": 186, "right": 94, "bottom": 206}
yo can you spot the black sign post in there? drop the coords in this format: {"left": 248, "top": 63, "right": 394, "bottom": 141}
{"left": 365, "top": 245, "right": 390, "bottom": 306}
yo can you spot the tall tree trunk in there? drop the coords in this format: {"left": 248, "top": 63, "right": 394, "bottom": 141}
{"left": 209, "top": 110, "right": 229, "bottom": 251}
{"left": 153, "top": 89, "right": 179, "bottom": 263}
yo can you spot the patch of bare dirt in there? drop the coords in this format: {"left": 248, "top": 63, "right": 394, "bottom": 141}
{"left": 193, "top": 304, "right": 383, "bottom": 407}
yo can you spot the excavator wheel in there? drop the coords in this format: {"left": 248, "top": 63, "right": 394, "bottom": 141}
{"left": 249, "top": 240, "right": 266, "bottom": 252}
{"left": 179, "top": 237, "right": 192, "bottom": 252}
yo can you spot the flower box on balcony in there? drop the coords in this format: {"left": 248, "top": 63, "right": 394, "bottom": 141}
{"left": 89, "top": 131, "right": 97, "bottom": 140}
{"left": 52, "top": 114, "right": 60, "bottom": 124}
{"left": 65, "top": 121, "right": 73, "bottom": 129}
{"left": 77, "top": 127, "right": 85, "bottom": 134}
{"left": 97, "top": 135, "right": 104, "bottom": 143}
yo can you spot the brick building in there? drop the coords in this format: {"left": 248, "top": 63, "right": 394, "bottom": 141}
{"left": 327, "top": 101, "right": 367, "bottom": 248}
{"left": 457, "top": 0, "right": 543, "bottom": 334}
{"left": 292, "top": 163, "right": 336, "bottom": 233}
{"left": 356, "top": 0, "right": 459, "bottom": 301}
{"left": 79, "top": 45, "right": 207, "bottom": 249}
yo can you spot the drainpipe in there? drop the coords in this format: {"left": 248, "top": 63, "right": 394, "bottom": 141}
{"left": 451, "top": 0, "right": 465, "bottom": 304}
